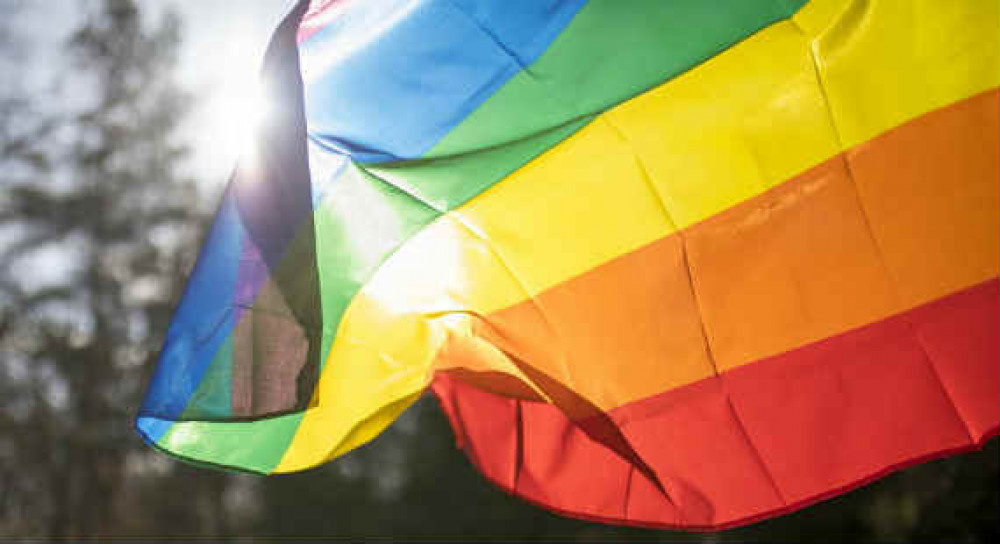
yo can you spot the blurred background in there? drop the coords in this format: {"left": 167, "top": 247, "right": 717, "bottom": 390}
{"left": 0, "top": 0, "right": 996, "bottom": 540}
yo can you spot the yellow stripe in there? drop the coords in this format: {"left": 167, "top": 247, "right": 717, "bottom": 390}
{"left": 274, "top": 0, "right": 999, "bottom": 472}
{"left": 798, "top": 0, "right": 999, "bottom": 148}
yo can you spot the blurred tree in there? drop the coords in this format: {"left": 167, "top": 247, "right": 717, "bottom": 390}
{"left": 0, "top": 0, "right": 230, "bottom": 537}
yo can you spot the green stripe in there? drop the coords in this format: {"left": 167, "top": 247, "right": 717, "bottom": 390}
{"left": 368, "top": 115, "right": 594, "bottom": 210}
{"left": 156, "top": 414, "right": 304, "bottom": 474}
{"left": 314, "top": 163, "right": 442, "bottom": 369}
{"left": 181, "top": 335, "right": 234, "bottom": 419}
{"left": 366, "top": 0, "right": 808, "bottom": 212}
{"left": 427, "top": 0, "right": 808, "bottom": 159}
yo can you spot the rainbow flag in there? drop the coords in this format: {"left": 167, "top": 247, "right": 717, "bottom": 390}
{"left": 137, "top": 0, "right": 999, "bottom": 529}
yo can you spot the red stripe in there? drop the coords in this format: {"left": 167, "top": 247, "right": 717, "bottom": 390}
{"left": 430, "top": 279, "right": 999, "bottom": 530}
{"left": 295, "top": 0, "right": 351, "bottom": 44}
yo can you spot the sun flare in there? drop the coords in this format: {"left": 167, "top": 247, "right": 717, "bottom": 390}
{"left": 203, "top": 79, "right": 271, "bottom": 173}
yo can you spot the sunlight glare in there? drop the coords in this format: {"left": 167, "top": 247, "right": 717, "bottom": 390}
{"left": 206, "top": 79, "right": 272, "bottom": 173}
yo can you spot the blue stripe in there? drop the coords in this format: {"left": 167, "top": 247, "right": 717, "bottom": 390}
{"left": 298, "top": 0, "right": 586, "bottom": 163}
{"left": 135, "top": 416, "right": 173, "bottom": 446}
{"left": 138, "top": 187, "right": 244, "bottom": 434}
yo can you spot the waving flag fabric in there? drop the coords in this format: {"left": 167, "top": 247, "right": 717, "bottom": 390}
{"left": 137, "top": 0, "right": 999, "bottom": 529}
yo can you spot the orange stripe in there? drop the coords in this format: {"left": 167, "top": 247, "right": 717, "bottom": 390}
{"left": 438, "top": 89, "right": 999, "bottom": 412}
